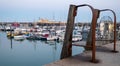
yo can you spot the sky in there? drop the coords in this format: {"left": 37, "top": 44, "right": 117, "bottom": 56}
{"left": 0, "top": 0, "right": 120, "bottom": 22}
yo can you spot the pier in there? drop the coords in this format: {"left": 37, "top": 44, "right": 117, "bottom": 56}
{"left": 45, "top": 41, "right": 120, "bottom": 66}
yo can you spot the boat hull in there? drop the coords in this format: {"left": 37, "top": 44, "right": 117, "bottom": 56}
{"left": 14, "top": 35, "right": 25, "bottom": 41}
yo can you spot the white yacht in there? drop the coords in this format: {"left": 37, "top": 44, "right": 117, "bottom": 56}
{"left": 72, "top": 34, "right": 82, "bottom": 42}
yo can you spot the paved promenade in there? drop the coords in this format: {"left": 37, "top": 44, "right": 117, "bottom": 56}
{"left": 45, "top": 41, "right": 120, "bottom": 66}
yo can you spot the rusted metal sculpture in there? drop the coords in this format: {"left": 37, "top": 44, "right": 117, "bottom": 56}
{"left": 60, "top": 4, "right": 100, "bottom": 63}
{"left": 60, "top": 5, "right": 76, "bottom": 59}
{"left": 60, "top": 4, "right": 118, "bottom": 63}
{"left": 99, "top": 9, "right": 118, "bottom": 53}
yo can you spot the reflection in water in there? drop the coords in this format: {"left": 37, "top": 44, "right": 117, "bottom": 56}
{"left": 52, "top": 41, "right": 57, "bottom": 61}
{"left": 48, "top": 41, "right": 57, "bottom": 61}
{"left": 41, "top": 41, "right": 58, "bottom": 61}
{"left": 31, "top": 40, "right": 37, "bottom": 51}
{"left": 33, "top": 42, "right": 36, "bottom": 51}
{"left": 10, "top": 38, "right": 25, "bottom": 50}
{"left": 10, "top": 38, "right": 12, "bottom": 49}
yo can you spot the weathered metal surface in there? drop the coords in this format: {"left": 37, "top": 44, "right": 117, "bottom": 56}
{"left": 61, "top": 4, "right": 100, "bottom": 63}
{"left": 60, "top": 5, "right": 76, "bottom": 59}
{"left": 91, "top": 9, "right": 100, "bottom": 62}
{"left": 60, "top": 4, "right": 118, "bottom": 64}
{"left": 76, "top": 4, "right": 100, "bottom": 62}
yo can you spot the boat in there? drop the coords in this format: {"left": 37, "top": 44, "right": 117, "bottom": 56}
{"left": 40, "top": 34, "right": 50, "bottom": 41}
{"left": 58, "top": 34, "right": 82, "bottom": 42}
{"left": 5, "top": 26, "right": 14, "bottom": 31}
{"left": 47, "top": 36, "right": 58, "bottom": 41}
{"left": 72, "top": 35, "right": 82, "bottom": 42}
{"left": 26, "top": 35, "right": 41, "bottom": 40}
{"left": 14, "top": 35, "right": 25, "bottom": 41}
{"left": 58, "top": 36, "right": 64, "bottom": 41}
{"left": 57, "top": 31, "right": 65, "bottom": 41}
{"left": 26, "top": 33, "right": 41, "bottom": 40}
{"left": 39, "top": 30, "right": 50, "bottom": 36}
{"left": 6, "top": 32, "right": 14, "bottom": 38}
{"left": 40, "top": 34, "right": 59, "bottom": 41}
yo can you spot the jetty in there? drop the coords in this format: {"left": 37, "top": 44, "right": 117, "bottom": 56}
{"left": 45, "top": 41, "right": 120, "bottom": 66}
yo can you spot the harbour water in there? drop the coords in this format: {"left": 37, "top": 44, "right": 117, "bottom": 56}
{"left": 0, "top": 32, "right": 84, "bottom": 66}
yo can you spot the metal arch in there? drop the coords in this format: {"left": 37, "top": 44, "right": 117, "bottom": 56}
{"left": 99, "top": 9, "right": 118, "bottom": 52}
{"left": 75, "top": 4, "right": 99, "bottom": 62}
{"left": 76, "top": 4, "right": 94, "bottom": 14}
{"left": 60, "top": 4, "right": 100, "bottom": 63}
{"left": 75, "top": 4, "right": 95, "bottom": 29}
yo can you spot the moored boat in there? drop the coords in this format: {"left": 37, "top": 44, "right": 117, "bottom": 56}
{"left": 14, "top": 35, "right": 25, "bottom": 41}
{"left": 72, "top": 35, "right": 82, "bottom": 42}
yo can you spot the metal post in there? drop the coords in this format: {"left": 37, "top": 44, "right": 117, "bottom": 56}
{"left": 60, "top": 5, "right": 76, "bottom": 59}
{"left": 76, "top": 4, "right": 95, "bottom": 50}
{"left": 112, "top": 10, "right": 118, "bottom": 53}
{"left": 76, "top": 4, "right": 100, "bottom": 63}
{"left": 91, "top": 9, "right": 100, "bottom": 63}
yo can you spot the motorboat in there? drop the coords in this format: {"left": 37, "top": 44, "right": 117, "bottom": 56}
{"left": 14, "top": 35, "right": 25, "bottom": 41}
{"left": 72, "top": 34, "right": 82, "bottom": 42}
